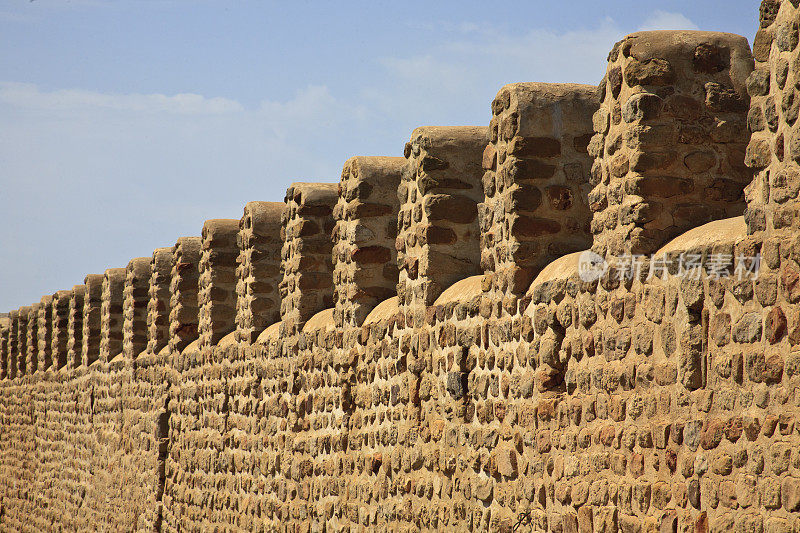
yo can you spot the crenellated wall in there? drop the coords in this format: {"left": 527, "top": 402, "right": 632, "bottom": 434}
{"left": 123, "top": 257, "right": 150, "bottom": 359}
{"left": 279, "top": 182, "right": 338, "bottom": 340}
{"left": 235, "top": 201, "right": 284, "bottom": 344}
{"left": 4, "top": 8, "right": 800, "bottom": 532}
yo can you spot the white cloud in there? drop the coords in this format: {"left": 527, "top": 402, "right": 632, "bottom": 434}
{"left": 0, "top": 9, "right": 702, "bottom": 310}
{"left": 370, "top": 11, "right": 699, "bottom": 128}
{"left": 0, "top": 82, "right": 244, "bottom": 114}
{"left": 638, "top": 10, "right": 700, "bottom": 31}
{"left": 258, "top": 85, "right": 368, "bottom": 133}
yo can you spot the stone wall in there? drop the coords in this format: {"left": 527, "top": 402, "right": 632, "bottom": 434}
{"left": 67, "top": 286, "right": 84, "bottom": 369}
{"left": 590, "top": 30, "right": 755, "bottom": 258}
{"left": 0, "top": 318, "right": 8, "bottom": 380}
{"left": 279, "top": 182, "right": 338, "bottom": 343}
{"left": 81, "top": 275, "right": 102, "bottom": 367}
{"left": 5, "top": 10, "right": 800, "bottom": 533}
{"left": 236, "top": 201, "right": 284, "bottom": 344}
{"left": 51, "top": 290, "right": 70, "bottom": 369}
{"left": 37, "top": 295, "right": 53, "bottom": 372}
{"left": 123, "top": 257, "right": 150, "bottom": 359}
{"left": 100, "top": 268, "right": 125, "bottom": 362}
{"left": 168, "top": 237, "right": 201, "bottom": 353}
{"left": 198, "top": 219, "right": 240, "bottom": 352}
{"left": 333, "top": 156, "right": 405, "bottom": 330}
{"left": 397, "top": 126, "right": 488, "bottom": 316}
{"left": 26, "top": 303, "right": 39, "bottom": 374}
{"left": 147, "top": 248, "right": 174, "bottom": 355}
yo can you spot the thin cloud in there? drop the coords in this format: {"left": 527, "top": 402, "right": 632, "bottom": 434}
{"left": 0, "top": 8, "right": 702, "bottom": 310}
{"left": 0, "top": 82, "right": 244, "bottom": 115}
{"left": 638, "top": 10, "right": 701, "bottom": 31}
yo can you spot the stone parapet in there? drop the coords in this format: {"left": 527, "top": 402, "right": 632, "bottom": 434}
{"left": 123, "top": 258, "right": 151, "bottom": 359}
{"left": 51, "top": 291, "right": 71, "bottom": 369}
{"left": 146, "top": 248, "right": 173, "bottom": 355}
{"left": 100, "top": 268, "right": 126, "bottom": 362}
{"left": 333, "top": 156, "right": 405, "bottom": 331}
{"left": 279, "top": 182, "right": 338, "bottom": 338}
{"left": 67, "top": 286, "right": 84, "bottom": 369}
{"left": 397, "top": 126, "right": 488, "bottom": 316}
{"left": 25, "top": 304, "right": 39, "bottom": 374}
{"left": 481, "top": 83, "right": 599, "bottom": 303}
{"left": 0, "top": 318, "right": 8, "bottom": 379}
{"left": 197, "top": 219, "right": 240, "bottom": 354}
{"left": 82, "top": 274, "right": 103, "bottom": 367}
{"left": 235, "top": 201, "right": 283, "bottom": 343}
{"left": 168, "top": 237, "right": 201, "bottom": 354}
{"left": 590, "top": 30, "right": 755, "bottom": 257}
{"left": 37, "top": 295, "right": 53, "bottom": 371}
{"left": 15, "top": 307, "right": 29, "bottom": 376}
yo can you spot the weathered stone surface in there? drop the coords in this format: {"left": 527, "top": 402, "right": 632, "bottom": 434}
{"left": 2, "top": 15, "right": 799, "bottom": 533}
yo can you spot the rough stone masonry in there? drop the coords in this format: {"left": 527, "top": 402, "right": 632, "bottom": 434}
{"left": 3, "top": 3, "right": 800, "bottom": 532}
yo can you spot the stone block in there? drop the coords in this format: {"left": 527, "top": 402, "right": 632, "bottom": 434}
{"left": 398, "top": 126, "right": 487, "bottom": 309}
{"left": 280, "top": 182, "right": 338, "bottom": 337}
{"left": 67, "top": 286, "right": 85, "bottom": 368}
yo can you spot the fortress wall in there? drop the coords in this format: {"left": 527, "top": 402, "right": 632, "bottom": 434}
{"left": 342, "top": 300, "right": 405, "bottom": 529}
{"left": 746, "top": 0, "right": 800, "bottom": 239}
{"left": 389, "top": 127, "right": 488, "bottom": 503}
{"left": 7, "top": 310, "right": 18, "bottom": 379}
{"left": 37, "top": 295, "right": 52, "bottom": 372}
{"left": 67, "top": 286, "right": 84, "bottom": 369}
{"left": 81, "top": 274, "right": 103, "bottom": 367}
{"left": 25, "top": 304, "right": 39, "bottom": 374}
{"left": 0, "top": 319, "right": 8, "bottom": 379}
{"left": 512, "top": 213, "right": 800, "bottom": 532}
{"left": 100, "top": 268, "right": 126, "bottom": 362}
{"left": 235, "top": 201, "right": 284, "bottom": 343}
{"left": 50, "top": 291, "right": 70, "bottom": 369}
{"left": 397, "top": 126, "right": 487, "bottom": 316}
{"left": 0, "top": 379, "right": 35, "bottom": 531}
{"left": 276, "top": 156, "right": 405, "bottom": 530}
{"left": 114, "top": 250, "right": 179, "bottom": 531}
{"left": 589, "top": 30, "right": 755, "bottom": 257}
{"left": 15, "top": 307, "right": 28, "bottom": 376}
{"left": 168, "top": 237, "right": 201, "bottom": 353}
{"left": 51, "top": 290, "right": 72, "bottom": 370}
{"left": 123, "top": 257, "right": 151, "bottom": 359}
{"left": 743, "top": 0, "right": 800, "bottom": 361}
{"left": 481, "top": 83, "right": 599, "bottom": 302}
{"left": 197, "top": 219, "right": 240, "bottom": 353}
{"left": 125, "top": 349, "right": 176, "bottom": 531}
{"left": 4, "top": 10, "right": 800, "bottom": 533}
{"left": 333, "top": 156, "right": 405, "bottom": 331}
{"left": 279, "top": 182, "right": 338, "bottom": 340}
{"left": 160, "top": 219, "right": 241, "bottom": 531}
{"left": 147, "top": 248, "right": 174, "bottom": 355}
{"left": 476, "top": 84, "right": 600, "bottom": 425}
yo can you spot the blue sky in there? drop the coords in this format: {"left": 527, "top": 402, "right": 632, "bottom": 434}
{"left": 0, "top": 0, "right": 758, "bottom": 311}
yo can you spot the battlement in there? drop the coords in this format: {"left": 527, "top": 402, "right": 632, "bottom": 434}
{"left": 2, "top": 7, "right": 799, "bottom": 531}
